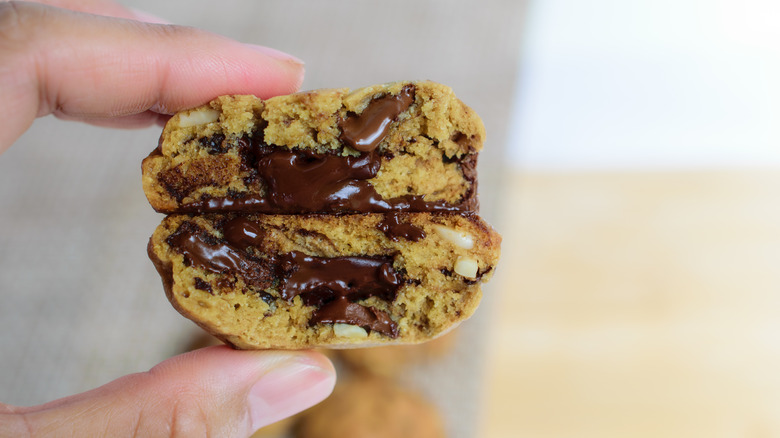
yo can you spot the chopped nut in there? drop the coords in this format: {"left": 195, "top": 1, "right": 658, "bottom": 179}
{"left": 333, "top": 323, "right": 369, "bottom": 338}
{"left": 178, "top": 108, "right": 220, "bottom": 127}
{"left": 454, "top": 256, "right": 479, "bottom": 279}
{"left": 433, "top": 225, "right": 474, "bottom": 249}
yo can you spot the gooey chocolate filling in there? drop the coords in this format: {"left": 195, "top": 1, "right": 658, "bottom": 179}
{"left": 167, "top": 221, "right": 274, "bottom": 289}
{"left": 166, "top": 220, "right": 402, "bottom": 338}
{"left": 174, "top": 84, "right": 478, "bottom": 214}
{"left": 377, "top": 212, "right": 426, "bottom": 241}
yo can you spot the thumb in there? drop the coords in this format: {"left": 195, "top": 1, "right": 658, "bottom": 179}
{"left": 0, "top": 346, "right": 336, "bottom": 437}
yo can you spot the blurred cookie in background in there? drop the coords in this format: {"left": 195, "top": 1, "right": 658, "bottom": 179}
{"left": 181, "top": 329, "right": 224, "bottom": 351}
{"left": 250, "top": 415, "right": 297, "bottom": 438}
{"left": 336, "top": 329, "right": 458, "bottom": 378}
{"left": 294, "top": 376, "right": 445, "bottom": 438}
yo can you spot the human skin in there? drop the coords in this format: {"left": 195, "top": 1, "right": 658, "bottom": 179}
{"left": 0, "top": 2, "right": 336, "bottom": 437}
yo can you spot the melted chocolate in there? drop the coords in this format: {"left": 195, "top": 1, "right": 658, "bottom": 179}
{"left": 222, "top": 217, "right": 265, "bottom": 249}
{"left": 186, "top": 186, "right": 471, "bottom": 213}
{"left": 276, "top": 251, "right": 401, "bottom": 306}
{"left": 173, "top": 84, "right": 477, "bottom": 214}
{"left": 339, "top": 85, "right": 415, "bottom": 152}
{"left": 310, "top": 296, "right": 398, "bottom": 338}
{"left": 377, "top": 212, "right": 426, "bottom": 241}
{"left": 257, "top": 149, "right": 381, "bottom": 212}
{"left": 166, "top": 222, "right": 404, "bottom": 338}
{"left": 166, "top": 222, "right": 273, "bottom": 288}
{"left": 183, "top": 146, "right": 474, "bottom": 213}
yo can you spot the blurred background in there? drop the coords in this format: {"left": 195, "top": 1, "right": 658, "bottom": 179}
{"left": 2, "top": 0, "right": 780, "bottom": 437}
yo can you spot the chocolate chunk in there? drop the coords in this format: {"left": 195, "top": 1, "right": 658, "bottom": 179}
{"left": 276, "top": 251, "right": 402, "bottom": 306}
{"left": 257, "top": 291, "right": 275, "bottom": 305}
{"left": 157, "top": 156, "right": 236, "bottom": 202}
{"left": 339, "top": 85, "right": 415, "bottom": 152}
{"left": 377, "top": 212, "right": 426, "bottom": 241}
{"left": 222, "top": 217, "right": 265, "bottom": 249}
{"left": 451, "top": 131, "right": 477, "bottom": 152}
{"left": 310, "top": 296, "right": 399, "bottom": 338}
{"left": 166, "top": 222, "right": 273, "bottom": 289}
{"left": 193, "top": 277, "right": 213, "bottom": 293}
{"left": 215, "top": 277, "right": 236, "bottom": 290}
{"left": 199, "top": 133, "right": 227, "bottom": 154}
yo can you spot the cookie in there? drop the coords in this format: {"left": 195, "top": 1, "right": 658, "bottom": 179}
{"left": 141, "top": 81, "right": 483, "bottom": 214}
{"left": 148, "top": 213, "right": 500, "bottom": 349}
{"left": 336, "top": 329, "right": 458, "bottom": 378}
{"left": 144, "top": 81, "right": 500, "bottom": 349}
{"left": 294, "top": 377, "right": 445, "bottom": 438}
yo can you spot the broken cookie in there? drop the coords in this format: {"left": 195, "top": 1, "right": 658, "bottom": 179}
{"left": 143, "top": 81, "right": 500, "bottom": 349}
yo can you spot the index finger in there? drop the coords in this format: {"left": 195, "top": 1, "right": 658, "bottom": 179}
{"left": 0, "top": 2, "right": 304, "bottom": 152}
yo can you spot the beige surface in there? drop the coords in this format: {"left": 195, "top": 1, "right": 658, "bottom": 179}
{"left": 482, "top": 170, "right": 780, "bottom": 437}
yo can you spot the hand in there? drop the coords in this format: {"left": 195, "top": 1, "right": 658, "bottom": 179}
{"left": 0, "top": 1, "right": 335, "bottom": 436}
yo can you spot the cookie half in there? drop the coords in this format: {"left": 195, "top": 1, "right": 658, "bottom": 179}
{"left": 141, "top": 81, "right": 484, "bottom": 214}
{"left": 148, "top": 213, "right": 500, "bottom": 349}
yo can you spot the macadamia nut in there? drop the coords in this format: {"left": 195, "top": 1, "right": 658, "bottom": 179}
{"left": 433, "top": 225, "right": 474, "bottom": 249}
{"left": 454, "top": 256, "right": 479, "bottom": 279}
{"left": 334, "top": 323, "right": 369, "bottom": 338}
{"left": 178, "top": 108, "right": 220, "bottom": 127}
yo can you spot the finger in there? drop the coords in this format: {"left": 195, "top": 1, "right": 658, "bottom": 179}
{"left": 17, "top": 0, "right": 172, "bottom": 23}
{"left": 54, "top": 109, "right": 171, "bottom": 129}
{"left": 0, "top": 346, "right": 336, "bottom": 437}
{"left": 0, "top": 2, "right": 304, "bottom": 152}
{"left": 12, "top": 0, "right": 142, "bottom": 20}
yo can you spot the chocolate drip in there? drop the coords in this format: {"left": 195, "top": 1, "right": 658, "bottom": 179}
{"left": 310, "top": 296, "right": 398, "bottom": 338}
{"left": 339, "top": 85, "right": 415, "bottom": 152}
{"left": 276, "top": 251, "right": 402, "bottom": 306}
{"left": 166, "top": 222, "right": 273, "bottom": 288}
{"left": 377, "top": 212, "right": 426, "bottom": 241}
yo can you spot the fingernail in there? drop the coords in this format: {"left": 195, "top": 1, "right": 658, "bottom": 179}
{"left": 247, "top": 357, "right": 335, "bottom": 430}
{"left": 244, "top": 44, "right": 305, "bottom": 66}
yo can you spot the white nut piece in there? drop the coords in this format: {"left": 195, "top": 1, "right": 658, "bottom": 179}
{"left": 433, "top": 225, "right": 474, "bottom": 249}
{"left": 178, "top": 108, "right": 220, "bottom": 127}
{"left": 333, "top": 323, "right": 369, "bottom": 338}
{"left": 454, "top": 256, "right": 479, "bottom": 279}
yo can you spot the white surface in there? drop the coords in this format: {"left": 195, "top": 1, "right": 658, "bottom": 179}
{"left": 509, "top": 0, "right": 780, "bottom": 169}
